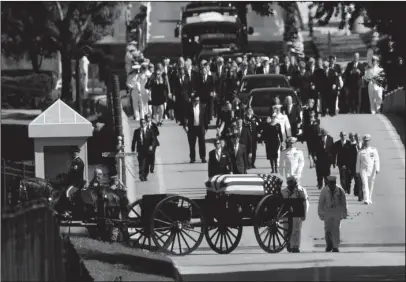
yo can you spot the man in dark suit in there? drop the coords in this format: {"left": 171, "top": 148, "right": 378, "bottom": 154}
{"left": 244, "top": 108, "right": 260, "bottom": 168}
{"left": 319, "top": 60, "right": 340, "bottom": 116}
{"left": 236, "top": 117, "right": 253, "bottom": 166}
{"left": 291, "top": 60, "right": 311, "bottom": 104}
{"left": 344, "top": 52, "right": 365, "bottom": 113}
{"left": 229, "top": 133, "right": 248, "bottom": 174}
{"left": 67, "top": 147, "right": 85, "bottom": 188}
{"left": 309, "top": 57, "right": 324, "bottom": 112}
{"left": 280, "top": 55, "right": 297, "bottom": 81}
{"left": 329, "top": 55, "right": 343, "bottom": 115}
{"left": 172, "top": 67, "right": 193, "bottom": 125}
{"left": 212, "top": 56, "right": 227, "bottom": 118}
{"left": 332, "top": 131, "right": 352, "bottom": 194}
{"left": 282, "top": 95, "right": 302, "bottom": 138}
{"left": 348, "top": 132, "right": 363, "bottom": 201}
{"left": 195, "top": 63, "right": 215, "bottom": 122}
{"left": 255, "top": 57, "right": 271, "bottom": 74}
{"left": 208, "top": 138, "right": 233, "bottom": 177}
{"left": 236, "top": 61, "right": 253, "bottom": 83}
{"left": 184, "top": 96, "right": 208, "bottom": 163}
{"left": 145, "top": 113, "right": 159, "bottom": 173}
{"left": 314, "top": 128, "right": 334, "bottom": 189}
{"left": 131, "top": 118, "right": 157, "bottom": 181}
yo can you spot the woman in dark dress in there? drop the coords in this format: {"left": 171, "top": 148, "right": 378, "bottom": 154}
{"left": 216, "top": 101, "right": 234, "bottom": 138}
{"left": 303, "top": 108, "right": 321, "bottom": 168}
{"left": 145, "top": 63, "right": 169, "bottom": 126}
{"left": 260, "top": 114, "right": 283, "bottom": 173}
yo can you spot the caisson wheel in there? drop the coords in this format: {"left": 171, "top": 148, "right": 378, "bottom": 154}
{"left": 127, "top": 199, "right": 154, "bottom": 250}
{"left": 150, "top": 195, "right": 205, "bottom": 256}
{"left": 254, "top": 194, "right": 292, "bottom": 253}
{"left": 204, "top": 217, "right": 243, "bottom": 254}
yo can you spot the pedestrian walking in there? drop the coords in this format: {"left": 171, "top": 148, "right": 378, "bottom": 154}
{"left": 145, "top": 113, "right": 159, "bottom": 174}
{"left": 282, "top": 96, "right": 302, "bottom": 138}
{"left": 244, "top": 108, "right": 260, "bottom": 168}
{"left": 131, "top": 118, "right": 157, "bottom": 182}
{"left": 280, "top": 137, "right": 305, "bottom": 181}
{"left": 314, "top": 128, "right": 334, "bottom": 189}
{"left": 132, "top": 63, "right": 150, "bottom": 120}
{"left": 145, "top": 63, "right": 170, "bottom": 126}
{"left": 260, "top": 114, "right": 283, "bottom": 173}
{"left": 208, "top": 138, "right": 233, "bottom": 178}
{"left": 229, "top": 133, "right": 248, "bottom": 174}
{"left": 344, "top": 53, "right": 365, "bottom": 113}
{"left": 318, "top": 176, "right": 348, "bottom": 252}
{"left": 364, "top": 56, "right": 384, "bottom": 114}
{"left": 281, "top": 175, "right": 309, "bottom": 253}
{"left": 184, "top": 96, "right": 208, "bottom": 163}
{"left": 348, "top": 132, "right": 363, "bottom": 201}
{"left": 273, "top": 104, "right": 291, "bottom": 145}
{"left": 356, "top": 134, "right": 380, "bottom": 204}
{"left": 333, "top": 131, "right": 352, "bottom": 194}
{"left": 303, "top": 108, "right": 320, "bottom": 168}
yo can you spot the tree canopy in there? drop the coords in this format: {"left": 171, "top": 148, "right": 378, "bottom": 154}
{"left": 1, "top": 2, "right": 121, "bottom": 101}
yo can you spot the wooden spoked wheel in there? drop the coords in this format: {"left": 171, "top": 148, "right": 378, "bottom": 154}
{"left": 150, "top": 195, "right": 205, "bottom": 256}
{"left": 204, "top": 217, "right": 243, "bottom": 254}
{"left": 254, "top": 194, "right": 292, "bottom": 253}
{"left": 127, "top": 199, "right": 154, "bottom": 250}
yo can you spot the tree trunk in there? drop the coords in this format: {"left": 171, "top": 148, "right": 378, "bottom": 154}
{"left": 60, "top": 48, "right": 73, "bottom": 102}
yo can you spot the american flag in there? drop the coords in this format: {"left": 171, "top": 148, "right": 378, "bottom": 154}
{"left": 205, "top": 174, "right": 284, "bottom": 196}
{"left": 258, "top": 173, "right": 283, "bottom": 195}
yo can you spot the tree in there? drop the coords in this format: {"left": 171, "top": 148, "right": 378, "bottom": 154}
{"left": 312, "top": 2, "right": 406, "bottom": 89}
{"left": 1, "top": 2, "right": 121, "bottom": 102}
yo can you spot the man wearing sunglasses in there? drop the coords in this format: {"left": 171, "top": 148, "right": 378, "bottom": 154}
{"left": 208, "top": 138, "right": 233, "bottom": 178}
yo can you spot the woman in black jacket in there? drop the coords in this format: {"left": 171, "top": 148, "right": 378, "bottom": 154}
{"left": 145, "top": 63, "right": 170, "bottom": 126}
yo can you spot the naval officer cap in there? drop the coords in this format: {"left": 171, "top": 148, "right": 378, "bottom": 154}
{"left": 363, "top": 134, "right": 372, "bottom": 141}
{"left": 327, "top": 176, "right": 337, "bottom": 182}
{"left": 262, "top": 56, "right": 270, "bottom": 62}
{"left": 132, "top": 64, "right": 141, "bottom": 70}
{"left": 286, "top": 137, "right": 297, "bottom": 144}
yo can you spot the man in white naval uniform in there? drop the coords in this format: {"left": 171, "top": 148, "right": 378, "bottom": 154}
{"left": 280, "top": 137, "right": 305, "bottom": 182}
{"left": 281, "top": 175, "right": 309, "bottom": 253}
{"left": 356, "top": 134, "right": 380, "bottom": 204}
{"left": 318, "top": 176, "right": 348, "bottom": 252}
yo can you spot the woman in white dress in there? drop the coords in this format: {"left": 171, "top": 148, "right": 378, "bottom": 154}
{"left": 364, "top": 56, "right": 384, "bottom": 114}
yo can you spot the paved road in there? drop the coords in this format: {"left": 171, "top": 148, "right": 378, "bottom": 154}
{"left": 129, "top": 114, "right": 405, "bottom": 280}
{"left": 131, "top": 2, "right": 405, "bottom": 280}
{"left": 144, "top": 2, "right": 291, "bottom": 60}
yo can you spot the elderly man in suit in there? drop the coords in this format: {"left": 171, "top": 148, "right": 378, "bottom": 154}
{"left": 196, "top": 62, "right": 215, "bottom": 122}
{"left": 184, "top": 96, "right": 208, "bottom": 163}
{"left": 229, "top": 133, "right": 248, "bottom": 174}
{"left": 208, "top": 138, "right": 233, "bottom": 177}
{"left": 314, "top": 128, "right": 334, "bottom": 189}
{"left": 333, "top": 131, "right": 352, "bottom": 194}
{"left": 131, "top": 118, "right": 158, "bottom": 181}
{"left": 344, "top": 53, "right": 365, "bottom": 113}
{"left": 282, "top": 95, "right": 302, "bottom": 138}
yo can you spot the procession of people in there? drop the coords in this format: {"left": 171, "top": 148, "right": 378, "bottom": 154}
{"left": 106, "top": 38, "right": 389, "bottom": 253}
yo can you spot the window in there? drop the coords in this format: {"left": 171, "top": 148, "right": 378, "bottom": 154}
{"left": 239, "top": 77, "right": 289, "bottom": 93}
{"left": 250, "top": 92, "right": 299, "bottom": 107}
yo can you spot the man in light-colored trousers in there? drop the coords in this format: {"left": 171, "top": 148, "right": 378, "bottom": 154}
{"left": 318, "top": 176, "right": 348, "bottom": 252}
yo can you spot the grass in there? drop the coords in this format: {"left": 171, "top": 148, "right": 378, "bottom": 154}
{"left": 70, "top": 236, "right": 178, "bottom": 281}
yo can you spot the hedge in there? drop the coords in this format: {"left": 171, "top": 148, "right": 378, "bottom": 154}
{"left": 1, "top": 73, "right": 58, "bottom": 109}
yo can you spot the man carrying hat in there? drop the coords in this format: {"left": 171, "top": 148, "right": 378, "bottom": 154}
{"left": 318, "top": 175, "right": 348, "bottom": 252}
{"left": 67, "top": 147, "right": 85, "bottom": 188}
{"left": 281, "top": 175, "right": 309, "bottom": 253}
{"left": 280, "top": 137, "right": 305, "bottom": 181}
{"left": 356, "top": 134, "right": 380, "bottom": 204}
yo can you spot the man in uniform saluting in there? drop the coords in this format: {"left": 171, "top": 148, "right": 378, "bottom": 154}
{"left": 67, "top": 147, "right": 85, "bottom": 188}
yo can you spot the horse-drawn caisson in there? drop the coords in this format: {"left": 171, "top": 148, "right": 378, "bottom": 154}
{"left": 10, "top": 172, "right": 305, "bottom": 256}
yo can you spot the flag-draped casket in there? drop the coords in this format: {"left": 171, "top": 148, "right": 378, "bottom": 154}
{"left": 205, "top": 174, "right": 284, "bottom": 196}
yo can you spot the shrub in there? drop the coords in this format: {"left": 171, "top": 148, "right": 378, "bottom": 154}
{"left": 1, "top": 73, "right": 57, "bottom": 109}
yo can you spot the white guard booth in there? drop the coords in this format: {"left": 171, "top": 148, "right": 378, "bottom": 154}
{"left": 28, "top": 99, "right": 93, "bottom": 182}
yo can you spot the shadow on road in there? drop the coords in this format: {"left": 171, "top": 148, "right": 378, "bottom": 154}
{"left": 384, "top": 114, "right": 405, "bottom": 147}
{"left": 183, "top": 265, "right": 405, "bottom": 281}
